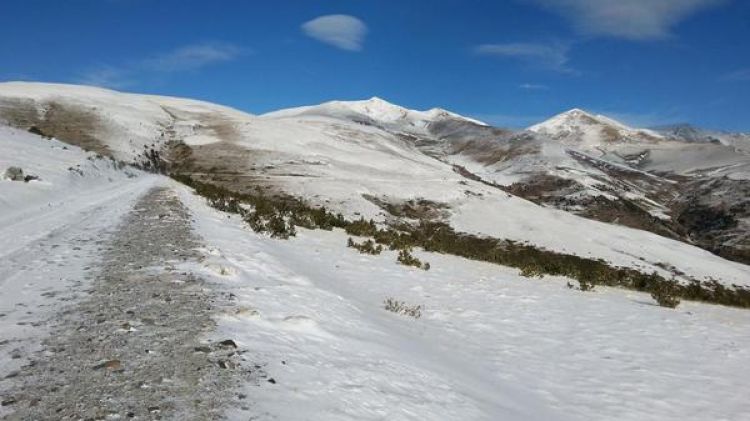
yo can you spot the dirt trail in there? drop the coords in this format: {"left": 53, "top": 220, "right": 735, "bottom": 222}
{"left": 2, "top": 187, "right": 241, "bottom": 420}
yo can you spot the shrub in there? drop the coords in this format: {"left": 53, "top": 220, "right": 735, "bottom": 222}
{"left": 578, "top": 279, "right": 596, "bottom": 292}
{"left": 651, "top": 280, "right": 681, "bottom": 308}
{"left": 397, "top": 248, "right": 429, "bottom": 270}
{"left": 383, "top": 297, "right": 422, "bottom": 318}
{"left": 347, "top": 237, "right": 384, "bottom": 255}
{"left": 345, "top": 217, "right": 378, "bottom": 237}
{"left": 520, "top": 265, "right": 544, "bottom": 279}
{"left": 266, "top": 214, "right": 297, "bottom": 239}
{"left": 171, "top": 174, "right": 750, "bottom": 309}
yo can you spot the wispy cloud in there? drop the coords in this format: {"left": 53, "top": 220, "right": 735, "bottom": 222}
{"left": 77, "top": 65, "right": 135, "bottom": 89}
{"left": 302, "top": 15, "right": 367, "bottom": 51}
{"left": 76, "top": 42, "right": 247, "bottom": 89}
{"left": 519, "top": 83, "right": 549, "bottom": 90}
{"left": 474, "top": 42, "right": 575, "bottom": 74}
{"left": 143, "top": 43, "right": 244, "bottom": 72}
{"left": 721, "top": 68, "right": 750, "bottom": 81}
{"left": 527, "top": 0, "right": 725, "bottom": 40}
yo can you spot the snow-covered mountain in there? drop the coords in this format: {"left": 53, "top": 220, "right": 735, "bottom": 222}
{"left": 1, "top": 81, "right": 749, "bottom": 280}
{"left": 528, "top": 108, "right": 664, "bottom": 148}
{"left": 4, "top": 122, "right": 750, "bottom": 421}
{"left": 442, "top": 108, "right": 750, "bottom": 265}
{"left": 261, "top": 96, "right": 487, "bottom": 134}
{"left": 654, "top": 123, "right": 750, "bottom": 153}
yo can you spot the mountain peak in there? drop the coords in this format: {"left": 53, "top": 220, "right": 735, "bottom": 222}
{"left": 365, "top": 96, "right": 393, "bottom": 104}
{"left": 528, "top": 108, "right": 663, "bottom": 146}
{"left": 563, "top": 108, "right": 603, "bottom": 122}
{"left": 563, "top": 108, "right": 590, "bottom": 116}
{"left": 262, "top": 97, "right": 486, "bottom": 127}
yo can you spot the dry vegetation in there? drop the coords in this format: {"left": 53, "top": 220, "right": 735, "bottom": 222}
{"left": 173, "top": 174, "right": 750, "bottom": 309}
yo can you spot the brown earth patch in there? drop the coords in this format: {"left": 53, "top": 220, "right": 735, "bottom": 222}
{"left": 0, "top": 98, "right": 111, "bottom": 156}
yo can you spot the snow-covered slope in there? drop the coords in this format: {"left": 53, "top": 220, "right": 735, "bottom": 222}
{"left": 1, "top": 82, "right": 749, "bottom": 286}
{"left": 654, "top": 123, "right": 750, "bottom": 154}
{"left": 0, "top": 82, "right": 251, "bottom": 161}
{"left": 529, "top": 109, "right": 664, "bottom": 148}
{"left": 0, "top": 125, "right": 150, "bottom": 255}
{"left": 175, "top": 186, "right": 750, "bottom": 421}
{"left": 3, "top": 127, "right": 749, "bottom": 420}
{"left": 527, "top": 109, "right": 750, "bottom": 178}
{"left": 448, "top": 108, "right": 750, "bottom": 265}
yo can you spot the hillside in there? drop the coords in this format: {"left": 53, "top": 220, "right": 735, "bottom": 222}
{"left": 1, "top": 82, "right": 749, "bottom": 285}
{"left": 2, "top": 83, "right": 750, "bottom": 420}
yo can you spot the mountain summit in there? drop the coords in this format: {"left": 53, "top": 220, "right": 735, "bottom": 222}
{"left": 262, "top": 96, "right": 487, "bottom": 132}
{"left": 528, "top": 108, "right": 663, "bottom": 147}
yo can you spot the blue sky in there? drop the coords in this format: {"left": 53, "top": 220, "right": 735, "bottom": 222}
{"left": 1, "top": 0, "right": 749, "bottom": 130}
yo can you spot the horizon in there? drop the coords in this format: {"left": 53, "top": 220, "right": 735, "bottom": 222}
{"left": 1, "top": 1, "right": 749, "bottom": 131}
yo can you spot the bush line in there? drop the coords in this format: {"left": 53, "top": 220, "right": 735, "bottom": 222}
{"left": 173, "top": 174, "right": 750, "bottom": 309}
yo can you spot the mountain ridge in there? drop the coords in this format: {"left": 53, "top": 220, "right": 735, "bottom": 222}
{"left": 1, "top": 81, "right": 749, "bottom": 273}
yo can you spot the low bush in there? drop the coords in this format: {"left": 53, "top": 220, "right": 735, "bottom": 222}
{"left": 397, "top": 248, "right": 429, "bottom": 270}
{"left": 345, "top": 217, "right": 378, "bottom": 237}
{"left": 651, "top": 280, "right": 681, "bottom": 308}
{"left": 578, "top": 279, "right": 596, "bottom": 292}
{"left": 347, "top": 237, "right": 383, "bottom": 255}
{"left": 383, "top": 297, "right": 422, "bottom": 318}
{"left": 172, "top": 174, "right": 750, "bottom": 309}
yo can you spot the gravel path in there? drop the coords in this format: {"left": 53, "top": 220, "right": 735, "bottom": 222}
{"left": 2, "top": 187, "right": 241, "bottom": 420}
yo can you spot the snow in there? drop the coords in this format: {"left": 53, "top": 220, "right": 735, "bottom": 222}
{"left": 448, "top": 190, "right": 750, "bottom": 287}
{"left": 529, "top": 109, "right": 750, "bottom": 181}
{"left": 529, "top": 108, "right": 663, "bottom": 148}
{"left": 1, "top": 82, "right": 749, "bottom": 289}
{"left": 0, "top": 126, "right": 149, "bottom": 249}
{"left": 0, "top": 82, "right": 250, "bottom": 161}
{"left": 233, "top": 110, "right": 745, "bottom": 289}
{"left": 176, "top": 183, "right": 750, "bottom": 421}
{"left": 261, "top": 96, "right": 487, "bottom": 130}
{"left": 2, "top": 122, "right": 749, "bottom": 420}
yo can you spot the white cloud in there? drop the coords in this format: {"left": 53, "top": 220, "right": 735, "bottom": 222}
{"left": 143, "top": 43, "right": 245, "bottom": 72}
{"left": 76, "top": 42, "right": 246, "bottom": 89}
{"left": 528, "top": 0, "right": 725, "bottom": 40}
{"left": 302, "top": 15, "right": 367, "bottom": 51}
{"left": 76, "top": 66, "right": 134, "bottom": 89}
{"left": 519, "top": 83, "right": 549, "bottom": 90}
{"left": 474, "top": 42, "right": 575, "bottom": 73}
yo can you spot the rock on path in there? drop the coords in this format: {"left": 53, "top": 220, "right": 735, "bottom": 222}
{"left": 2, "top": 187, "right": 239, "bottom": 420}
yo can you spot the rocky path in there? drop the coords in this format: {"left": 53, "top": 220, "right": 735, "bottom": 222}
{"left": 1, "top": 187, "right": 241, "bottom": 420}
